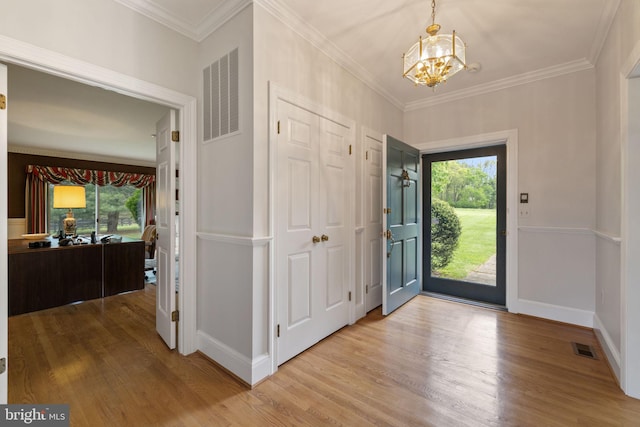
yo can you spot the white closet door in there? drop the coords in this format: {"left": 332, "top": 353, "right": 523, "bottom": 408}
{"left": 276, "top": 100, "right": 350, "bottom": 365}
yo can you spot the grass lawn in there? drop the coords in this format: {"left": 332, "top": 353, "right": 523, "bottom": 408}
{"left": 435, "top": 208, "right": 496, "bottom": 280}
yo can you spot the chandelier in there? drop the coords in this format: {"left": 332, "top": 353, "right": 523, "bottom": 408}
{"left": 402, "top": 0, "right": 467, "bottom": 88}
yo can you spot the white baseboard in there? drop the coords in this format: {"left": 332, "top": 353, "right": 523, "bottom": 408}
{"left": 197, "top": 330, "right": 271, "bottom": 386}
{"left": 8, "top": 218, "right": 26, "bottom": 239}
{"left": 593, "top": 314, "right": 621, "bottom": 382}
{"left": 515, "top": 298, "right": 594, "bottom": 328}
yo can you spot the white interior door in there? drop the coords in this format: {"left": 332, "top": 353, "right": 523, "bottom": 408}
{"left": 365, "top": 132, "right": 383, "bottom": 312}
{"left": 0, "top": 63, "right": 8, "bottom": 402}
{"left": 276, "top": 99, "right": 351, "bottom": 365}
{"left": 156, "top": 110, "right": 177, "bottom": 349}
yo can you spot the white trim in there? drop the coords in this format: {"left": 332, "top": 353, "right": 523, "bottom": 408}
{"left": 197, "top": 330, "right": 254, "bottom": 384}
{"left": 593, "top": 229, "right": 622, "bottom": 245}
{"left": 518, "top": 226, "right": 621, "bottom": 244}
{"left": 518, "top": 226, "right": 593, "bottom": 235}
{"left": 0, "top": 63, "right": 8, "bottom": 404}
{"left": 515, "top": 299, "right": 594, "bottom": 328}
{"left": 197, "top": 232, "right": 273, "bottom": 247}
{"left": 405, "top": 59, "right": 594, "bottom": 111}
{"left": 417, "top": 129, "right": 519, "bottom": 312}
{"left": 8, "top": 144, "right": 155, "bottom": 168}
{"left": 0, "top": 35, "right": 198, "bottom": 356}
{"left": 588, "top": 0, "right": 621, "bottom": 64}
{"left": 594, "top": 313, "right": 621, "bottom": 382}
{"left": 619, "top": 38, "right": 640, "bottom": 399}
{"left": 122, "top": 0, "right": 618, "bottom": 111}
{"left": 114, "top": 0, "right": 252, "bottom": 43}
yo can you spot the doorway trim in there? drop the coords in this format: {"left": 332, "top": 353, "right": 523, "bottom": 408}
{"left": 413, "top": 129, "right": 519, "bottom": 312}
{"left": 0, "top": 35, "right": 198, "bottom": 355}
{"left": 619, "top": 38, "right": 640, "bottom": 399}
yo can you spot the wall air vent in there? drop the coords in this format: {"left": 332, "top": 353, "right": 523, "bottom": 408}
{"left": 203, "top": 48, "right": 239, "bottom": 142}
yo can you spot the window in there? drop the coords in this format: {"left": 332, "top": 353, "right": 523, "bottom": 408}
{"left": 48, "top": 182, "right": 144, "bottom": 238}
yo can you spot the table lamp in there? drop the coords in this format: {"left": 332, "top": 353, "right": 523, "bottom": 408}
{"left": 53, "top": 185, "right": 86, "bottom": 236}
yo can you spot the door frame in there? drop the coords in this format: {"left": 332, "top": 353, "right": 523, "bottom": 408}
{"left": 414, "top": 130, "right": 519, "bottom": 311}
{"left": 0, "top": 38, "right": 198, "bottom": 355}
{"left": 269, "top": 82, "right": 356, "bottom": 374}
{"left": 423, "top": 145, "right": 507, "bottom": 306}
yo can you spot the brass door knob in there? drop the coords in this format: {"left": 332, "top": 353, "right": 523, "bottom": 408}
{"left": 321, "top": 234, "right": 329, "bottom": 242}
{"left": 312, "top": 236, "right": 321, "bottom": 243}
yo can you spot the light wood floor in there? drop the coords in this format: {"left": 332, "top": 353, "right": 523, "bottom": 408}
{"left": 9, "top": 286, "right": 640, "bottom": 426}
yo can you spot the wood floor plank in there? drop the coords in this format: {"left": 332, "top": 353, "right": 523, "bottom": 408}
{"left": 8, "top": 287, "right": 640, "bottom": 426}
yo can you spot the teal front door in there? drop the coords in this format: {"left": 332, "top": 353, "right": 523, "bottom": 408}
{"left": 382, "top": 135, "right": 421, "bottom": 315}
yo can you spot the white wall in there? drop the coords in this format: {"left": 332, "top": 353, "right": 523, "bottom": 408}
{"left": 405, "top": 70, "right": 597, "bottom": 324}
{"left": 195, "top": 5, "right": 263, "bottom": 383}
{"left": 594, "top": 0, "right": 640, "bottom": 392}
{"left": 0, "top": 0, "right": 198, "bottom": 96}
{"left": 251, "top": 3, "right": 403, "bottom": 383}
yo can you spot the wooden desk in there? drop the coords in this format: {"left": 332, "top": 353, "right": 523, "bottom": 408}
{"left": 8, "top": 237, "right": 145, "bottom": 316}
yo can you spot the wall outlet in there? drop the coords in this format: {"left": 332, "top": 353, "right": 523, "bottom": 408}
{"left": 519, "top": 206, "right": 530, "bottom": 217}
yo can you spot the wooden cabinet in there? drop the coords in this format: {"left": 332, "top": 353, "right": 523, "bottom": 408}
{"left": 8, "top": 238, "right": 144, "bottom": 316}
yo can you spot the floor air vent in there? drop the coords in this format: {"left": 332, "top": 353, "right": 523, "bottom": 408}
{"left": 571, "top": 342, "right": 598, "bottom": 360}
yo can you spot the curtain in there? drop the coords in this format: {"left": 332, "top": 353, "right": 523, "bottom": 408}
{"left": 25, "top": 165, "right": 156, "bottom": 232}
{"left": 144, "top": 182, "right": 156, "bottom": 226}
{"left": 25, "top": 172, "right": 49, "bottom": 233}
{"left": 26, "top": 165, "right": 155, "bottom": 188}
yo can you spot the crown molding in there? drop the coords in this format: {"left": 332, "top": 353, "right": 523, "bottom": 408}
{"left": 255, "top": 0, "right": 405, "bottom": 111}
{"left": 588, "top": 0, "right": 621, "bottom": 64}
{"left": 8, "top": 144, "right": 156, "bottom": 168}
{"left": 114, "top": 0, "right": 613, "bottom": 112}
{"left": 113, "top": 0, "right": 251, "bottom": 42}
{"left": 404, "top": 58, "right": 594, "bottom": 112}
{"left": 195, "top": 0, "right": 252, "bottom": 42}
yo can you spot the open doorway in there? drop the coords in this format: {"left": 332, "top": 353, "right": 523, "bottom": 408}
{"left": 0, "top": 52, "right": 195, "bottom": 353}
{"left": 5, "top": 62, "right": 183, "bottom": 341}
{"left": 422, "top": 145, "right": 507, "bottom": 307}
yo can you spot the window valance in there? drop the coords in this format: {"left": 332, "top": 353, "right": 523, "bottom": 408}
{"left": 26, "top": 165, "right": 155, "bottom": 188}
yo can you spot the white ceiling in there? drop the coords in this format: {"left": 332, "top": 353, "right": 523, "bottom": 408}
{"left": 7, "top": 0, "right": 619, "bottom": 164}
{"left": 7, "top": 63, "right": 168, "bottom": 166}
{"left": 117, "top": 0, "right": 618, "bottom": 109}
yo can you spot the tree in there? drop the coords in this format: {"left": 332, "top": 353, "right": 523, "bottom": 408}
{"left": 431, "top": 198, "right": 461, "bottom": 270}
{"left": 125, "top": 189, "right": 142, "bottom": 223}
{"left": 431, "top": 159, "right": 497, "bottom": 209}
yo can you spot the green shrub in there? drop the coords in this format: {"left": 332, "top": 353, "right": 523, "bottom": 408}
{"left": 431, "top": 199, "right": 461, "bottom": 270}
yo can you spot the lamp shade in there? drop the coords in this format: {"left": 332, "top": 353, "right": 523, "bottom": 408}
{"left": 53, "top": 186, "right": 86, "bottom": 209}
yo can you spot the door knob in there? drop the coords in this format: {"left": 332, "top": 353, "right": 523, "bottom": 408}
{"left": 312, "top": 236, "right": 321, "bottom": 243}
{"left": 321, "top": 234, "right": 329, "bottom": 242}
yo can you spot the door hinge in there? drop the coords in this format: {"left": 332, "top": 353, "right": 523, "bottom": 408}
{"left": 0, "top": 357, "right": 5, "bottom": 374}
{"left": 365, "top": 285, "right": 369, "bottom": 294}
{"left": 277, "top": 324, "right": 280, "bottom": 338}
{"left": 366, "top": 151, "right": 369, "bottom": 160}
{"left": 349, "top": 144, "right": 352, "bottom": 155}
{"left": 277, "top": 120, "right": 281, "bottom": 134}
{"left": 383, "top": 208, "right": 392, "bottom": 214}
{"left": 171, "top": 130, "right": 180, "bottom": 142}
{"left": 348, "top": 291, "right": 352, "bottom": 301}
{"left": 0, "top": 94, "right": 6, "bottom": 110}
{"left": 171, "top": 310, "right": 179, "bottom": 322}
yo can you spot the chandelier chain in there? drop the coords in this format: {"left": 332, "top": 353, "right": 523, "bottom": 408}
{"left": 431, "top": 0, "right": 436, "bottom": 25}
